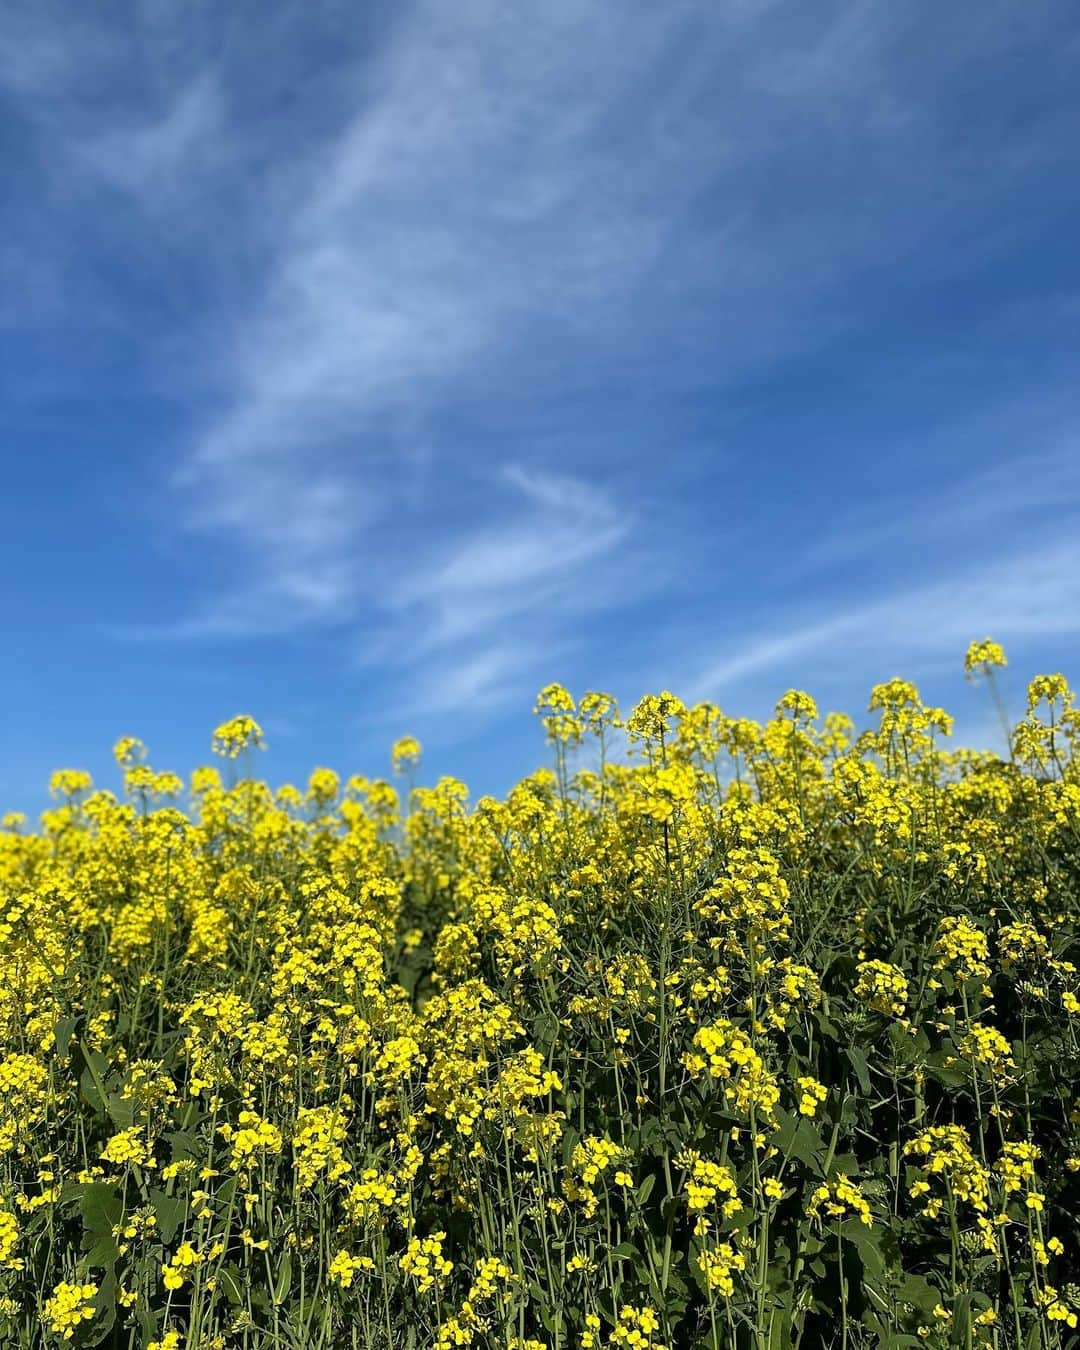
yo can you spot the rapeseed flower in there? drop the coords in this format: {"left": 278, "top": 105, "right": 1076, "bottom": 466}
{"left": 1, "top": 655, "right": 1078, "bottom": 1346}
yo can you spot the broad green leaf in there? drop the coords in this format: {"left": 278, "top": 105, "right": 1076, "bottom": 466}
{"left": 273, "top": 1252, "right": 293, "bottom": 1306}
{"left": 150, "top": 1189, "right": 188, "bottom": 1244}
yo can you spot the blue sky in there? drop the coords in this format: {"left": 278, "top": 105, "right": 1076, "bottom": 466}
{"left": 3, "top": 0, "right": 1080, "bottom": 805}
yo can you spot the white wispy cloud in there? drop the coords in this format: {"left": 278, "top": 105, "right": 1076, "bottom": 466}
{"left": 82, "top": 0, "right": 706, "bottom": 700}
{"left": 690, "top": 531, "right": 1080, "bottom": 704}
{"left": 77, "top": 73, "right": 225, "bottom": 204}
{"left": 387, "top": 466, "right": 626, "bottom": 639}
{"left": 369, "top": 470, "right": 633, "bottom": 716}
{"left": 7, "top": 0, "right": 1077, "bottom": 725}
{"left": 683, "top": 419, "right": 1080, "bottom": 708}
{"left": 395, "top": 643, "right": 545, "bottom": 722}
{"left": 0, "top": 8, "right": 111, "bottom": 98}
{"left": 795, "top": 429, "right": 1080, "bottom": 578}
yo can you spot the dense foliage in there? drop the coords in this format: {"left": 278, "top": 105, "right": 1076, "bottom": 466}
{"left": 1, "top": 643, "right": 1079, "bottom": 1348}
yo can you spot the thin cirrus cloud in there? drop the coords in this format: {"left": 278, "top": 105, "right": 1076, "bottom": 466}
{"left": 71, "top": 0, "right": 727, "bottom": 695}
{"left": 365, "top": 465, "right": 635, "bottom": 674}
{"left": 686, "top": 424, "right": 1080, "bottom": 707}
{"left": 689, "top": 530, "right": 1080, "bottom": 706}
{"left": 75, "top": 73, "right": 227, "bottom": 203}
{"left": 3, "top": 0, "right": 1079, "bottom": 742}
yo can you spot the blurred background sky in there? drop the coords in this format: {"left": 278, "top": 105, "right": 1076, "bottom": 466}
{"left": 3, "top": 0, "right": 1080, "bottom": 805}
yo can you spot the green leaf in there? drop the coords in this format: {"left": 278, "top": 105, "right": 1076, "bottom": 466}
{"left": 839, "top": 1218, "right": 885, "bottom": 1277}
{"left": 83, "top": 1230, "right": 119, "bottom": 1270}
{"left": 899, "top": 1273, "right": 943, "bottom": 1315}
{"left": 178, "top": 1099, "right": 204, "bottom": 1130}
{"left": 766, "top": 1312, "right": 794, "bottom": 1350}
{"left": 952, "top": 1293, "right": 973, "bottom": 1343}
{"left": 846, "top": 1047, "right": 871, "bottom": 1095}
{"left": 532, "top": 1010, "right": 560, "bottom": 1048}
{"left": 218, "top": 1265, "right": 245, "bottom": 1306}
{"left": 85, "top": 1270, "right": 117, "bottom": 1346}
{"left": 538, "top": 1303, "right": 560, "bottom": 1334}
{"left": 107, "top": 1092, "right": 136, "bottom": 1131}
{"left": 635, "top": 1117, "right": 662, "bottom": 1151}
{"left": 150, "top": 1190, "right": 188, "bottom": 1244}
{"left": 248, "top": 1285, "right": 272, "bottom": 1315}
{"left": 67, "top": 1182, "right": 123, "bottom": 1270}
{"left": 69, "top": 1182, "right": 123, "bottom": 1234}
{"left": 164, "top": 1129, "right": 201, "bottom": 1161}
{"left": 135, "top": 1305, "right": 159, "bottom": 1346}
{"left": 769, "top": 1107, "right": 825, "bottom": 1176}
{"left": 79, "top": 1048, "right": 111, "bottom": 1116}
{"left": 273, "top": 1252, "right": 293, "bottom": 1306}
{"left": 54, "top": 1016, "right": 77, "bottom": 1060}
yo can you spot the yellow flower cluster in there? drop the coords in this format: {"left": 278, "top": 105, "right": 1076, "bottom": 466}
{"left": 401, "top": 1232, "right": 453, "bottom": 1293}
{"left": 43, "top": 1282, "right": 97, "bottom": 1340}
{"left": 101, "top": 1127, "right": 156, "bottom": 1170}
{"left": 329, "top": 1249, "right": 375, "bottom": 1288}
{"left": 564, "top": 1136, "right": 628, "bottom": 1218}
{"left": 678, "top": 1153, "right": 741, "bottom": 1217}
{"left": 210, "top": 714, "right": 265, "bottom": 758}
{"left": 1, "top": 647, "right": 1079, "bottom": 1347}
{"left": 161, "top": 1241, "right": 201, "bottom": 1291}
{"left": 697, "top": 1241, "right": 746, "bottom": 1296}
{"left": 904, "top": 1125, "right": 990, "bottom": 1218}
{"left": 796, "top": 1076, "right": 827, "bottom": 1117}
{"left": 1037, "top": 1287, "right": 1078, "bottom": 1330}
{"left": 608, "top": 1304, "right": 667, "bottom": 1349}
{"left": 291, "top": 1105, "right": 351, "bottom": 1188}
{"left": 854, "top": 959, "right": 909, "bottom": 1016}
{"left": 222, "top": 1110, "right": 283, "bottom": 1169}
{"left": 683, "top": 1021, "right": 780, "bottom": 1121}
{"left": 0, "top": 1210, "right": 21, "bottom": 1271}
{"left": 807, "top": 1176, "right": 873, "bottom": 1227}
{"left": 934, "top": 916, "right": 991, "bottom": 981}
{"left": 965, "top": 639, "right": 1008, "bottom": 675}
{"left": 958, "top": 1022, "right": 1015, "bottom": 1080}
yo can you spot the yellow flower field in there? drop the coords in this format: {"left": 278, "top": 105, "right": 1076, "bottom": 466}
{"left": 1, "top": 642, "right": 1079, "bottom": 1348}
